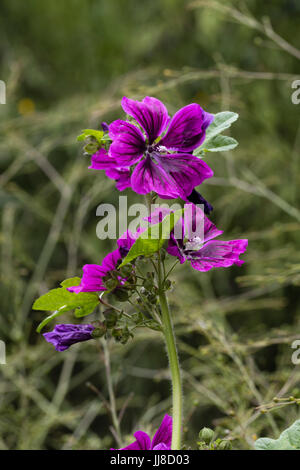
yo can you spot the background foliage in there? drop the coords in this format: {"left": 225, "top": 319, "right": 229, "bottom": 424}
{"left": 0, "top": 0, "right": 299, "bottom": 449}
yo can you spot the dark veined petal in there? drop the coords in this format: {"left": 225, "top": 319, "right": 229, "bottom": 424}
{"left": 89, "top": 148, "right": 119, "bottom": 170}
{"left": 155, "top": 153, "right": 213, "bottom": 198}
{"left": 117, "top": 230, "right": 138, "bottom": 257}
{"left": 151, "top": 414, "right": 172, "bottom": 450}
{"left": 180, "top": 203, "right": 222, "bottom": 243}
{"left": 160, "top": 104, "right": 214, "bottom": 152}
{"left": 109, "top": 120, "right": 146, "bottom": 166}
{"left": 131, "top": 156, "right": 180, "bottom": 197}
{"left": 189, "top": 239, "right": 248, "bottom": 272}
{"left": 105, "top": 167, "right": 132, "bottom": 191}
{"left": 166, "top": 234, "right": 186, "bottom": 264}
{"left": 122, "top": 96, "right": 170, "bottom": 144}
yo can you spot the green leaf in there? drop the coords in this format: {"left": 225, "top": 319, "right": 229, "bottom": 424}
{"left": 60, "top": 277, "right": 81, "bottom": 288}
{"left": 74, "top": 301, "right": 100, "bottom": 318}
{"left": 194, "top": 111, "right": 239, "bottom": 156}
{"left": 200, "top": 135, "right": 238, "bottom": 153}
{"left": 77, "top": 129, "right": 104, "bottom": 143}
{"left": 255, "top": 419, "right": 300, "bottom": 450}
{"left": 206, "top": 111, "right": 239, "bottom": 140}
{"left": 33, "top": 279, "right": 99, "bottom": 332}
{"left": 119, "top": 208, "right": 184, "bottom": 267}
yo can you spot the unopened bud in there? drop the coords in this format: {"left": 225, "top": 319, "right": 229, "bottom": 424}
{"left": 198, "top": 427, "right": 214, "bottom": 444}
{"left": 91, "top": 323, "right": 106, "bottom": 338}
{"left": 103, "top": 308, "right": 118, "bottom": 328}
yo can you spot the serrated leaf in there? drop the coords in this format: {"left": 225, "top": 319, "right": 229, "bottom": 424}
{"left": 255, "top": 419, "right": 300, "bottom": 450}
{"left": 77, "top": 129, "right": 104, "bottom": 143}
{"left": 119, "top": 208, "right": 184, "bottom": 267}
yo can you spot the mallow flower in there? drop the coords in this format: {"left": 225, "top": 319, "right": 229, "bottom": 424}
{"left": 89, "top": 96, "right": 214, "bottom": 200}
{"left": 148, "top": 204, "right": 247, "bottom": 272}
{"left": 115, "top": 414, "right": 172, "bottom": 450}
{"left": 67, "top": 230, "right": 137, "bottom": 294}
{"left": 43, "top": 324, "right": 95, "bottom": 351}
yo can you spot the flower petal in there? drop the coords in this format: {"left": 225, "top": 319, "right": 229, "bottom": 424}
{"left": 131, "top": 156, "right": 179, "bottom": 197}
{"left": 153, "top": 443, "right": 169, "bottom": 450}
{"left": 68, "top": 249, "right": 121, "bottom": 293}
{"left": 117, "top": 230, "right": 138, "bottom": 257}
{"left": 109, "top": 120, "right": 145, "bottom": 166}
{"left": 160, "top": 104, "right": 214, "bottom": 152}
{"left": 181, "top": 203, "right": 222, "bottom": 243}
{"left": 156, "top": 153, "right": 213, "bottom": 198}
{"left": 189, "top": 239, "right": 248, "bottom": 272}
{"left": 43, "top": 324, "right": 94, "bottom": 352}
{"left": 89, "top": 148, "right": 118, "bottom": 170}
{"left": 122, "top": 96, "right": 169, "bottom": 143}
{"left": 132, "top": 431, "right": 152, "bottom": 450}
{"left": 151, "top": 414, "right": 172, "bottom": 450}
{"left": 105, "top": 167, "right": 132, "bottom": 191}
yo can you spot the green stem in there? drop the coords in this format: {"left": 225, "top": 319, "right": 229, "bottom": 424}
{"left": 102, "top": 339, "right": 123, "bottom": 447}
{"left": 157, "top": 255, "right": 182, "bottom": 450}
{"left": 144, "top": 193, "right": 182, "bottom": 449}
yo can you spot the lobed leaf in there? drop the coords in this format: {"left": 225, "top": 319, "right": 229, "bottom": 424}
{"left": 255, "top": 419, "right": 300, "bottom": 450}
{"left": 33, "top": 278, "right": 99, "bottom": 332}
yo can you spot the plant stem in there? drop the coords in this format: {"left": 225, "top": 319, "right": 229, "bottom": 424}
{"left": 157, "top": 253, "right": 182, "bottom": 450}
{"left": 101, "top": 339, "right": 123, "bottom": 447}
{"left": 144, "top": 193, "right": 182, "bottom": 449}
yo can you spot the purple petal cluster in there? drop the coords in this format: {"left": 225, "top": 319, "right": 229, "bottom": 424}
{"left": 115, "top": 414, "right": 172, "bottom": 450}
{"left": 89, "top": 96, "right": 214, "bottom": 200}
{"left": 148, "top": 204, "right": 247, "bottom": 272}
{"left": 43, "top": 324, "right": 95, "bottom": 351}
{"left": 67, "top": 230, "right": 137, "bottom": 294}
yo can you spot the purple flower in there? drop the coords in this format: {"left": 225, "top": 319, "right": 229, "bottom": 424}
{"left": 43, "top": 324, "right": 95, "bottom": 351}
{"left": 166, "top": 203, "right": 248, "bottom": 271}
{"left": 91, "top": 97, "right": 214, "bottom": 199}
{"left": 89, "top": 149, "right": 132, "bottom": 191}
{"left": 67, "top": 231, "right": 137, "bottom": 294}
{"left": 115, "top": 414, "right": 172, "bottom": 450}
{"left": 146, "top": 204, "right": 247, "bottom": 272}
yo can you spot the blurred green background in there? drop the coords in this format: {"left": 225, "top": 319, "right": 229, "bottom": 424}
{"left": 0, "top": 0, "right": 299, "bottom": 450}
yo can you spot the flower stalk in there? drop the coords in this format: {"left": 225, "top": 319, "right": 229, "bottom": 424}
{"left": 157, "top": 252, "right": 182, "bottom": 450}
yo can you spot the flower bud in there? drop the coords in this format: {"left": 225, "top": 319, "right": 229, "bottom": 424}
{"left": 198, "top": 427, "right": 214, "bottom": 444}
{"left": 218, "top": 440, "right": 232, "bottom": 450}
{"left": 119, "top": 264, "right": 133, "bottom": 277}
{"left": 104, "top": 278, "right": 118, "bottom": 291}
{"left": 91, "top": 323, "right": 107, "bottom": 338}
{"left": 103, "top": 308, "right": 118, "bottom": 328}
